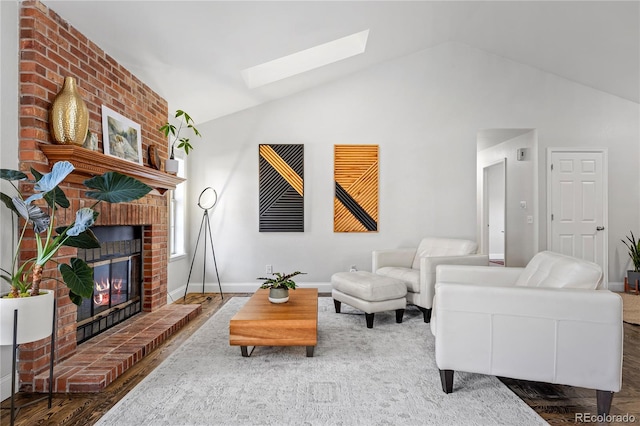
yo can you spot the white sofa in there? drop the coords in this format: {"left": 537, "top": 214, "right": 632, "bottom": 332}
{"left": 431, "top": 251, "right": 623, "bottom": 416}
{"left": 372, "top": 238, "right": 489, "bottom": 322}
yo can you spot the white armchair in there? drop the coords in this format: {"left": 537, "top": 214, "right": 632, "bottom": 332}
{"left": 431, "top": 251, "right": 623, "bottom": 416}
{"left": 372, "top": 237, "right": 489, "bottom": 322}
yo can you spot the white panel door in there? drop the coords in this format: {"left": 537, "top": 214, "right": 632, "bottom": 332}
{"left": 549, "top": 150, "right": 607, "bottom": 279}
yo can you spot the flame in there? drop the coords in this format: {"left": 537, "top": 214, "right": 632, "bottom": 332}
{"left": 94, "top": 278, "right": 111, "bottom": 306}
{"left": 95, "top": 278, "right": 110, "bottom": 292}
{"left": 93, "top": 292, "right": 109, "bottom": 306}
{"left": 112, "top": 278, "right": 123, "bottom": 292}
{"left": 93, "top": 276, "right": 125, "bottom": 306}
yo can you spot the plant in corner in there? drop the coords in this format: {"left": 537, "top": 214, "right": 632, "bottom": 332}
{"left": 622, "top": 231, "right": 640, "bottom": 288}
{"left": 257, "top": 271, "right": 306, "bottom": 304}
{"left": 0, "top": 161, "right": 152, "bottom": 305}
{"left": 159, "top": 109, "right": 201, "bottom": 173}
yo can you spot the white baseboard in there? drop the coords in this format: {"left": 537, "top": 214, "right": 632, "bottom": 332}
{"left": 167, "top": 280, "right": 626, "bottom": 301}
{"left": 0, "top": 371, "right": 15, "bottom": 402}
{"left": 167, "top": 286, "right": 187, "bottom": 304}
{"left": 608, "top": 281, "right": 623, "bottom": 292}
{"left": 168, "top": 282, "right": 332, "bottom": 304}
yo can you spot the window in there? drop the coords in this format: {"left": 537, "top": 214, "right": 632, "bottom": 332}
{"left": 170, "top": 157, "right": 186, "bottom": 258}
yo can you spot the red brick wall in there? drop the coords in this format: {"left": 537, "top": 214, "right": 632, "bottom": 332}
{"left": 17, "top": 1, "right": 170, "bottom": 390}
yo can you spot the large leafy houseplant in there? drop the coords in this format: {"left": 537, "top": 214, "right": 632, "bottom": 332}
{"left": 159, "top": 109, "right": 201, "bottom": 160}
{"left": 622, "top": 231, "right": 640, "bottom": 272}
{"left": 0, "top": 161, "right": 151, "bottom": 305}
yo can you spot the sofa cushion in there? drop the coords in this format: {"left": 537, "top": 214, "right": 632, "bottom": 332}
{"left": 375, "top": 267, "right": 420, "bottom": 293}
{"left": 514, "top": 251, "right": 603, "bottom": 289}
{"left": 412, "top": 238, "right": 478, "bottom": 269}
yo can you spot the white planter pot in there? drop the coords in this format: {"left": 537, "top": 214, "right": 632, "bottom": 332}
{"left": 165, "top": 158, "right": 179, "bottom": 175}
{"left": 268, "top": 287, "right": 289, "bottom": 303}
{"left": 0, "top": 289, "right": 54, "bottom": 345}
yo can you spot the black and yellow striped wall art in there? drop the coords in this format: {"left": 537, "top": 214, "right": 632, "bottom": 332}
{"left": 259, "top": 144, "right": 304, "bottom": 232}
{"left": 334, "top": 144, "right": 379, "bottom": 233}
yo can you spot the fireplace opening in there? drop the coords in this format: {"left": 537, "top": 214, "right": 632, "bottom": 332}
{"left": 76, "top": 226, "right": 143, "bottom": 344}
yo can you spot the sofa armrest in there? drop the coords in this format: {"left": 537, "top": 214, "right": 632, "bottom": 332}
{"left": 419, "top": 255, "right": 490, "bottom": 306}
{"left": 436, "top": 265, "right": 524, "bottom": 286}
{"left": 372, "top": 248, "right": 415, "bottom": 270}
{"left": 433, "top": 283, "right": 623, "bottom": 392}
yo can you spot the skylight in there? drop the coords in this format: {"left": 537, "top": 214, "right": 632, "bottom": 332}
{"left": 241, "top": 29, "right": 370, "bottom": 89}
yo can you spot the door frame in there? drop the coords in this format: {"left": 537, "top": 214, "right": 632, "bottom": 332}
{"left": 481, "top": 158, "right": 507, "bottom": 264}
{"left": 546, "top": 147, "right": 608, "bottom": 286}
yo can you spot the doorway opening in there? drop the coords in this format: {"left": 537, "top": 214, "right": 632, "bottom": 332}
{"left": 483, "top": 159, "right": 506, "bottom": 266}
{"left": 477, "top": 129, "right": 538, "bottom": 267}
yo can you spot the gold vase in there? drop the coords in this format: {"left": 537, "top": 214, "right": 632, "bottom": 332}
{"left": 50, "top": 76, "right": 89, "bottom": 145}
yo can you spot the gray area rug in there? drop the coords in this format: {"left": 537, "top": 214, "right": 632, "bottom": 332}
{"left": 96, "top": 297, "right": 547, "bottom": 425}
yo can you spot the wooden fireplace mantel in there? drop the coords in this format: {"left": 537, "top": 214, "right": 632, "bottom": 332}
{"left": 40, "top": 144, "right": 185, "bottom": 194}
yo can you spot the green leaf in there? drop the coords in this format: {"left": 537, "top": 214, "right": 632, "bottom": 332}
{"left": 159, "top": 123, "right": 176, "bottom": 137}
{"left": 58, "top": 227, "right": 101, "bottom": 249}
{"left": 0, "top": 169, "right": 28, "bottom": 181}
{"left": 623, "top": 231, "right": 640, "bottom": 271}
{"left": 31, "top": 168, "right": 70, "bottom": 209}
{"left": 258, "top": 271, "right": 305, "bottom": 289}
{"left": 69, "top": 291, "right": 84, "bottom": 306}
{"left": 175, "top": 110, "right": 185, "bottom": 118}
{"left": 0, "top": 192, "right": 18, "bottom": 215}
{"left": 177, "top": 138, "right": 194, "bottom": 154}
{"left": 59, "top": 258, "right": 94, "bottom": 299}
{"left": 84, "top": 172, "right": 152, "bottom": 203}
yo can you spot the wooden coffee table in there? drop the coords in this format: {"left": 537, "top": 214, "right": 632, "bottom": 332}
{"left": 229, "top": 288, "right": 318, "bottom": 357}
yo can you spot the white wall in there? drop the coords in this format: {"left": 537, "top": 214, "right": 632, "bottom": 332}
{"left": 0, "top": 0, "right": 20, "bottom": 402}
{"left": 167, "top": 230, "right": 192, "bottom": 302}
{"left": 177, "top": 42, "right": 638, "bottom": 294}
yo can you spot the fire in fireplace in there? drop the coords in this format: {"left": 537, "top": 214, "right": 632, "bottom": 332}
{"left": 76, "top": 226, "right": 143, "bottom": 344}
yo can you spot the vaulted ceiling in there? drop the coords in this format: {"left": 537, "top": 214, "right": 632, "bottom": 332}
{"left": 43, "top": 1, "right": 639, "bottom": 124}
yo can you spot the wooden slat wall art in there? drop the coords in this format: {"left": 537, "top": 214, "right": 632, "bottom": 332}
{"left": 334, "top": 145, "right": 379, "bottom": 232}
{"left": 259, "top": 144, "right": 304, "bottom": 232}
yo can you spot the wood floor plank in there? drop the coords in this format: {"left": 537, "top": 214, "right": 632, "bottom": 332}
{"left": 2, "top": 294, "right": 639, "bottom": 425}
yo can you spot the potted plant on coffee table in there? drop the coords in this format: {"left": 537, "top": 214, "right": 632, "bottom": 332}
{"left": 258, "top": 271, "right": 306, "bottom": 303}
{"left": 0, "top": 161, "right": 151, "bottom": 344}
{"left": 622, "top": 231, "right": 640, "bottom": 292}
{"left": 159, "top": 109, "right": 201, "bottom": 174}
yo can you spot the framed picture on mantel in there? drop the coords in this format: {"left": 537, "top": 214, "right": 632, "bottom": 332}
{"left": 101, "top": 105, "right": 143, "bottom": 164}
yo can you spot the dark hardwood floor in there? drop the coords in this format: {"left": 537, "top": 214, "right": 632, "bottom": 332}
{"left": 500, "top": 322, "right": 640, "bottom": 425}
{"left": 2, "top": 293, "right": 639, "bottom": 425}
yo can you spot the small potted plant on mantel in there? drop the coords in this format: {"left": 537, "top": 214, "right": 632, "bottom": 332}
{"left": 257, "top": 271, "right": 306, "bottom": 303}
{"left": 0, "top": 161, "right": 151, "bottom": 345}
{"left": 159, "top": 109, "right": 201, "bottom": 175}
{"left": 622, "top": 231, "right": 640, "bottom": 292}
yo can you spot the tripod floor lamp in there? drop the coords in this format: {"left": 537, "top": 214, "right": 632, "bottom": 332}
{"left": 183, "top": 187, "right": 223, "bottom": 301}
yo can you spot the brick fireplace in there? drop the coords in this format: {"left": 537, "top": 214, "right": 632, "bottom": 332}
{"left": 16, "top": 1, "right": 178, "bottom": 391}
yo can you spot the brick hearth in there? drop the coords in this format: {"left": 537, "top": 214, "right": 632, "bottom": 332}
{"left": 33, "top": 304, "right": 201, "bottom": 393}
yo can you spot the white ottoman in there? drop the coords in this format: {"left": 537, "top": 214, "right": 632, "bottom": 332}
{"left": 331, "top": 271, "right": 407, "bottom": 328}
